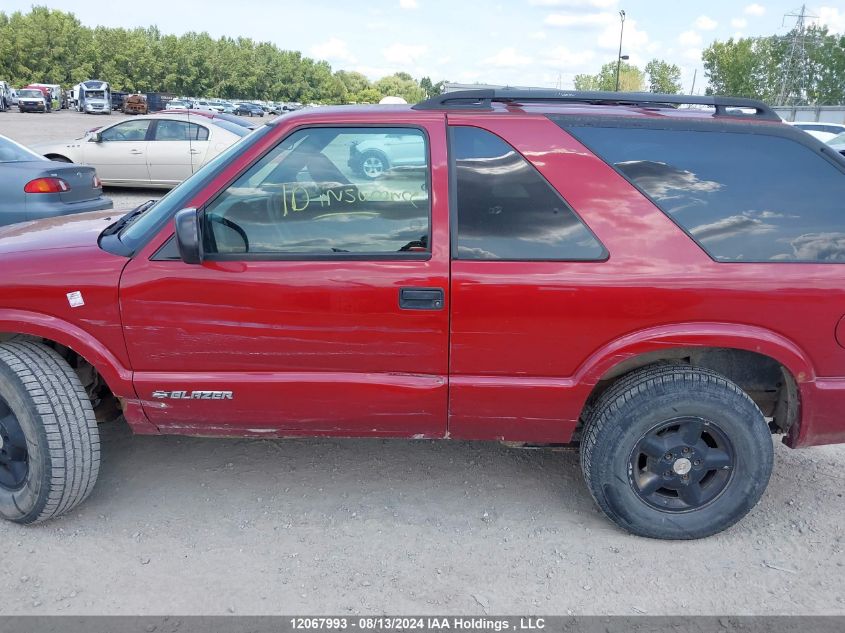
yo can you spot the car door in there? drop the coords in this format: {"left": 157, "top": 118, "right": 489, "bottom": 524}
{"left": 146, "top": 119, "right": 211, "bottom": 186}
{"left": 81, "top": 119, "right": 151, "bottom": 184}
{"left": 119, "top": 115, "right": 450, "bottom": 437}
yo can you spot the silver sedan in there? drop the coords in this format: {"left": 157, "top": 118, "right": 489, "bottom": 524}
{"left": 31, "top": 113, "right": 247, "bottom": 189}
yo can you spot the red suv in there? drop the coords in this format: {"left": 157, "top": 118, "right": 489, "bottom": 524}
{"left": 2, "top": 89, "right": 844, "bottom": 539}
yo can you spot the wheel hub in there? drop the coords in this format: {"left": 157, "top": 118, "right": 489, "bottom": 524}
{"left": 629, "top": 416, "right": 735, "bottom": 513}
{"left": 672, "top": 457, "right": 692, "bottom": 475}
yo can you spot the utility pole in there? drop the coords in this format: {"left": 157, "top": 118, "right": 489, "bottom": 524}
{"left": 690, "top": 68, "right": 697, "bottom": 95}
{"left": 615, "top": 10, "right": 626, "bottom": 92}
{"left": 778, "top": 4, "right": 817, "bottom": 106}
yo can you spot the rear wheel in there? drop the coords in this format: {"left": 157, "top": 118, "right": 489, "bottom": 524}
{"left": 580, "top": 364, "right": 773, "bottom": 539}
{"left": 48, "top": 155, "right": 72, "bottom": 163}
{"left": 0, "top": 341, "right": 100, "bottom": 524}
{"left": 359, "top": 151, "right": 388, "bottom": 179}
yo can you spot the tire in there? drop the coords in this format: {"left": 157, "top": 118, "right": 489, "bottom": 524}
{"left": 48, "top": 156, "right": 72, "bottom": 163}
{"left": 0, "top": 341, "right": 100, "bottom": 524}
{"left": 358, "top": 150, "right": 388, "bottom": 179}
{"left": 580, "top": 364, "right": 773, "bottom": 540}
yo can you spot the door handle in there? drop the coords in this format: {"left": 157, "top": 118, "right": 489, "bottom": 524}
{"left": 129, "top": 149, "right": 143, "bottom": 154}
{"left": 189, "top": 149, "right": 200, "bottom": 154}
{"left": 399, "top": 287, "right": 444, "bottom": 310}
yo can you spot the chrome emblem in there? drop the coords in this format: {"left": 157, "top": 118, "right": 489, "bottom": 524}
{"left": 152, "top": 390, "right": 233, "bottom": 400}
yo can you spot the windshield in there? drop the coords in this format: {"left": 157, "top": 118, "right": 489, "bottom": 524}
{"left": 19, "top": 90, "right": 42, "bottom": 99}
{"left": 0, "top": 136, "right": 45, "bottom": 162}
{"left": 829, "top": 132, "right": 845, "bottom": 146}
{"left": 119, "top": 124, "right": 273, "bottom": 250}
{"left": 208, "top": 118, "right": 249, "bottom": 137}
{"left": 85, "top": 90, "right": 106, "bottom": 99}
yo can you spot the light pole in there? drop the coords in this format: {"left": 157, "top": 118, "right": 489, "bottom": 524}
{"left": 615, "top": 10, "right": 626, "bottom": 92}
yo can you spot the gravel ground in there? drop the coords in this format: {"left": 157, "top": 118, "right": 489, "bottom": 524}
{"left": 0, "top": 108, "right": 844, "bottom": 616}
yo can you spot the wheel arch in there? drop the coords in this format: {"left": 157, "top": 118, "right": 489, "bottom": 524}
{"left": 43, "top": 153, "right": 73, "bottom": 163}
{"left": 0, "top": 309, "right": 132, "bottom": 399}
{"left": 574, "top": 323, "right": 809, "bottom": 438}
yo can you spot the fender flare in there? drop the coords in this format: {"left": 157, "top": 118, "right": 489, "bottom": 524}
{"left": 0, "top": 308, "right": 133, "bottom": 397}
{"left": 573, "top": 321, "right": 814, "bottom": 390}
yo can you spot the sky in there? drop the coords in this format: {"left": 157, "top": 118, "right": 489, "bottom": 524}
{"left": 6, "top": 1, "right": 845, "bottom": 92}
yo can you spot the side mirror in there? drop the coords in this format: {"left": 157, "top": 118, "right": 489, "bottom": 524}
{"left": 89, "top": 132, "right": 102, "bottom": 143}
{"left": 174, "top": 208, "right": 202, "bottom": 264}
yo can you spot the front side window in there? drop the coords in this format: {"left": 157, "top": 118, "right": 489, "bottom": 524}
{"left": 564, "top": 126, "right": 845, "bottom": 262}
{"left": 451, "top": 126, "right": 606, "bottom": 261}
{"left": 100, "top": 120, "right": 150, "bottom": 142}
{"left": 202, "top": 127, "right": 430, "bottom": 256}
{"left": 153, "top": 120, "right": 209, "bottom": 142}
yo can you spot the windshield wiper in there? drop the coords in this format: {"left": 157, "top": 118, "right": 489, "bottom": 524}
{"left": 101, "top": 200, "right": 157, "bottom": 237}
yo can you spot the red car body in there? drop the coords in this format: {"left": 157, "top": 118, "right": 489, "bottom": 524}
{"left": 1, "top": 97, "right": 844, "bottom": 450}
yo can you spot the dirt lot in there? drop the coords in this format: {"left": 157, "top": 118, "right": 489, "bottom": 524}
{"left": 0, "top": 109, "right": 844, "bottom": 616}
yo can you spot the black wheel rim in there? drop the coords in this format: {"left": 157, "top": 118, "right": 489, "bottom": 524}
{"left": 628, "top": 416, "right": 735, "bottom": 513}
{"left": 0, "top": 397, "right": 28, "bottom": 491}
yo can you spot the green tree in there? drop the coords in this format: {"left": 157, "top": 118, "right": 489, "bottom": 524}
{"left": 374, "top": 72, "right": 426, "bottom": 103}
{"left": 574, "top": 61, "right": 645, "bottom": 92}
{"left": 645, "top": 59, "right": 682, "bottom": 94}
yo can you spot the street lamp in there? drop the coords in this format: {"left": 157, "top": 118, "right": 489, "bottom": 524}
{"left": 615, "top": 9, "right": 626, "bottom": 92}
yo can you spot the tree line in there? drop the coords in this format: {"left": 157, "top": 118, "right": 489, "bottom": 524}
{"left": 0, "top": 6, "right": 446, "bottom": 103}
{"left": 702, "top": 25, "right": 845, "bottom": 105}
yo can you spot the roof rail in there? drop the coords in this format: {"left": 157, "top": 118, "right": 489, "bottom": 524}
{"left": 412, "top": 89, "right": 780, "bottom": 121}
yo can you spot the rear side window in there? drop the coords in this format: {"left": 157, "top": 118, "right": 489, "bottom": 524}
{"left": 451, "top": 126, "right": 605, "bottom": 261}
{"left": 565, "top": 126, "right": 845, "bottom": 262}
{"left": 153, "top": 120, "right": 209, "bottom": 142}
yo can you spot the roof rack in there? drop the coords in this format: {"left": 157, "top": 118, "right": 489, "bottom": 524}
{"left": 412, "top": 89, "right": 780, "bottom": 121}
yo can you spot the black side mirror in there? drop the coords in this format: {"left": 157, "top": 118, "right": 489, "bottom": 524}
{"left": 174, "top": 208, "right": 202, "bottom": 264}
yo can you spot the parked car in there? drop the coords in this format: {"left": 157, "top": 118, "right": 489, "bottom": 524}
{"left": 788, "top": 121, "right": 845, "bottom": 142}
{"left": 31, "top": 113, "right": 244, "bottom": 188}
{"left": 192, "top": 100, "right": 218, "bottom": 112}
{"left": 3, "top": 90, "right": 845, "bottom": 539}
{"left": 828, "top": 131, "right": 845, "bottom": 156}
{"left": 0, "top": 133, "right": 111, "bottom": 226}
{"left": 16, "top": 88, "right": 49, "bottom": 113}
{"left": 348, "top": 132, "right": 426, "bottom": 179}
{"left": 166, "top": 100, "right": 191, "bottom": 110}
{"left": 233, "top": 102, "right": 264, "bottom": 117}
{"left": 151, "top": 109, "right": 259, "bottom": 130}
{"left": 9, "top": 89, "right": 19, "bottom": 107}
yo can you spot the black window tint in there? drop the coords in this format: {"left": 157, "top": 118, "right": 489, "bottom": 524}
{"left": 202, "top": 127, "right": 429, "bottom": 256}
{"left": 566, "top": 126, "right": 845, "bottom": 262}
{"left": 451, "top": 126, "right": 605, "bottom": 261}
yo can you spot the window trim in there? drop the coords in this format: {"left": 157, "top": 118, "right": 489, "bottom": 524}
{"left": 149, "top": 118, "right": 210, "bottom": 142}
{"left": 198, "top": 123, "right": 434, "bottom": 263}
{"left": 559, "top": 118, "right": 845, "bottom": 265}
{"left": 447, "top": 124, "right": 608, "bottom": 263}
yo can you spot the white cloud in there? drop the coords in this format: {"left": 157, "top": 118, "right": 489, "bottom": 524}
{"left": 382, "top": 43, "right": 427, "bottom": 65}
{"left": 683, "top": 47, "right": 703, "bottom": 61}
{"left": 530, "top": 0, "right": 617, "bottom": 7}
{"left": 744, "top": 3, "right": 765, "bottom": 16}
{"left": 731, "top": 17, "right": 748, "bottom": 29}
{"left": 812, "top": 7, "right": 845, "bottom": 33}
{"left": 596, "top": 18, "right": 650, "bottom": 51}
{"left": 482, "top": 47, "right": 533, "bottom": 67}
{"left": 541, "top": 46, "right": 595, "bottom": 69}
{"left": 529, "top": 30, "right": 548, "bottom": 40}
{"left": 678, "top": 30, "right": 703, "bottom": 47}
{"left": 695, "top": 15, "right": 718, "bottom": 30}
{"left": 399, "top": 0, "right": 418, "bottom": 9}
{"left": 545, "top": 12, "right": 616, "bottom": 28}
{"left": 311, "top": 37, "right": 356, "bottom": 63}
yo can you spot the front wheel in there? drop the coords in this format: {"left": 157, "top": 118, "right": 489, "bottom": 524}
{"left": 0, "top": 341, "right": 100, "bottom": 524}
{"left": 580, "top": 364, "right": 773, "bottom": 539}
{"left": 358, "top": 151, "right": 388, "bottom": 179}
